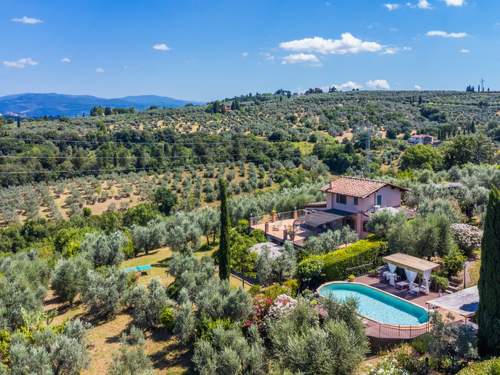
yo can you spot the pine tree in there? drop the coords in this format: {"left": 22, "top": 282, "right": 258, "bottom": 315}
{"left": 218, "top": 178, "right": 230, "bottom": 280}
{"left": 478, "top": 188, "right": 500, "bottom": 357}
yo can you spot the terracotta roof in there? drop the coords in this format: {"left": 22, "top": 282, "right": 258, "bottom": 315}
{"left": 320, "top": 176, "right": 408, "bottom": 198}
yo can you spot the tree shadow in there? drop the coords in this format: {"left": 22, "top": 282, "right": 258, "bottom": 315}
{"left": 148, "top": 330, "right": 193, "bottom": 372}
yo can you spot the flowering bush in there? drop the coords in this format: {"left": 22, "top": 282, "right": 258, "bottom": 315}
{"left": 243, "top": 295, "right": 273, "bottom": 331}
{"left": 450, "top": 223, "right": 483, "bottom": 256}
{"left": 368, "top": 358, "right": 407, "bottom": 375}
{"left": 266, "top": 294, "right": 297, "bottom": 321}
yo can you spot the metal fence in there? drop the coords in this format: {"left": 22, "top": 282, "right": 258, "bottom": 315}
{"left": 364, "top": 318, "right": 430, "bottom": 339}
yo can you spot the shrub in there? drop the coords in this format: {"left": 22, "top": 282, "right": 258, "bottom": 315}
{"left": 299, "top": 239, "right": 385, "bottom": 282}
{"left": 348, "top": 274, "right": 355, "bottom": 282}
{"left": 443, "top": 247, "right": 466, "bottom": 277}
{"left": 457, "top": 358, "right": 500, "bottom": 375}
{"left": 282, "top": 279, "right": 299, "bottom": 297}
{"left": 160, "top": 307, "right": 175, "bottom": 332}
{"left": 450, "top": 223, "right": 483, "bottom": 257}
{"left": 297, "top": 258, "right": 324, "bottom": 287}
{"left": 431, "top": 275, "right": 449, "bottom": 292}
{"left": 304, "top": 227, "right": 358, "bottom": 255}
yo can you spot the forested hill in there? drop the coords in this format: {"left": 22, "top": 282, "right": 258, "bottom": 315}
{"left": 0, "top": 93, "right": 202, "bottom": 117}
{"left": 0, "top": 90, "right": 498, "bottom": 187}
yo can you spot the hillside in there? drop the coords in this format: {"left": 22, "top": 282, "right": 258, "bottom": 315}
{"left": 0, "top": 93, "right": 202, "bottom": 117}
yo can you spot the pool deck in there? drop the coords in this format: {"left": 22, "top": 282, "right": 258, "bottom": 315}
{"left": 353, "top": 275, "right": 465, "bottom": 339}
{"left": 354, "top": 275, "right": 440, "bottom": 307}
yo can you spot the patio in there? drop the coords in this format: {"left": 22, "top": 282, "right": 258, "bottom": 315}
{"left": 355, "top": 274, "right": 440, "bottom": 307}
{"left": 354, "top": 274, "right": 467, "bottom": 339}
{"left": 250, "top": 209, "right": 348, "bottom": 247}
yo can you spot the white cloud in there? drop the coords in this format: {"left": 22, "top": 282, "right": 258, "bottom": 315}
{"left": 384, "top": 3, "right": 401, "bottom": 11}
{"left": 366, "top": 79, "right": 390, "bottom": 90}
{"left": 417, "top": 0, "right": 432, "bottom": 9}
{"left": 241, "top": 52, "right": 249, "bottom": 58}
{"left": 260, "top": 52, "right": 275, "bottom": 61}
{"left": 11, "top": 16, "right": 43, "bottom": 25}
{"left": 383, "top": 46, "right": 412, "bottom": 55}
{"left": 444, "top": 0, "right": 465, "bottom": 6}
{"left": 282, "top": 53, "right": 320, "bottom": 65}
{"left": 153, "top": 43, "right": 170, "bottom": 51}
{"left": 459, "top": 48, "right": 470, "bottom": 53}
{"left": 426, "top": 30, "right": 468, "bottom": 38}
{"left": 61, "top": 57, "right": 71, "bottom": 63}
{"left": 95, "top": 67, "right": 104, "bottom": 73}
{"left": 3, "top": 57, "right": 38, "bottom": 69}
{"left": 335, "top": 81, "right": 363, "bottom": 91}
{"left": 279, "top": 33, "right": 383, "bottom": 55}
{"left": 414, "top": 85, "right": 423, "bottom": 90}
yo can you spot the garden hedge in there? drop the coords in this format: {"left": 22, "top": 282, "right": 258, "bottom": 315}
{"left": 299, "top": 238, "right": 386, "bottom": 282}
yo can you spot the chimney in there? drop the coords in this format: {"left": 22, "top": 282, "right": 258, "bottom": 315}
{"left": 329, "top": 180, "right": 334, "bottom": 191}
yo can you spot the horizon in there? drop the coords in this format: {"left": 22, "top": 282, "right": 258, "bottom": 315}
{"left": 1, "top": 0, "right": 499, "bottom": 101}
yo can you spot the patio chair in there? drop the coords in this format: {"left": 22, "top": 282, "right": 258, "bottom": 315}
{"left": 409, "top": 283, "right": 420, "bottom": 296}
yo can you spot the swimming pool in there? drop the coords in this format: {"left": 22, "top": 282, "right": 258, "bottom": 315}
{"left": 317, "top": 282, "right": 429, "bottom": 326}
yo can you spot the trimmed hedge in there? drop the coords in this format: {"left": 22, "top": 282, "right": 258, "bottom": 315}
{"left": 298, "top": 239, "right": 386, "bottom": 282}
{"left": 457, "top": 358, "right": 500, "bottom": 375}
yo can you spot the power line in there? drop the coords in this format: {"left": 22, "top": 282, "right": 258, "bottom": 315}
{"left": 0, "top": 157, "right": 268, "bottom": 175}
{"left": 0, "top": 136, "right": 257, "bottom": 147}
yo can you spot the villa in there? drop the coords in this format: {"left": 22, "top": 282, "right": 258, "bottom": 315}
{"left": 408, "top": 134, "right": 435, "bottom": 145}
{"left": 251, "top": 176, "right": 411, "bottom": 246}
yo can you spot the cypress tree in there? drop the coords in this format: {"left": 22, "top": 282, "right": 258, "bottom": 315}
{"left": 218, "top": 178, "right": 230, "bottom": 280}
{"left": 478, "top": 188, "right": 500, "bottom": 357}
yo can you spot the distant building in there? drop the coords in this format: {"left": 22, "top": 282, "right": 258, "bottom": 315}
{"left": 408, "top": 134, "right": 434, "bottom": 145}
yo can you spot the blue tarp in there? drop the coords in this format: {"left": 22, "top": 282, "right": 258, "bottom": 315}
{"left": 123, "top": 265, "right": 152, "bottom": 273}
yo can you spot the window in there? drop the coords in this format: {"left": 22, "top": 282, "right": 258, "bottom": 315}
{"left": 336, "top": 194, "right": 347, "bottom": 204}
{"left": 376, "top": 195, "right": 382, "bottom": 206}
{"left": 353, "top": 197, "right": 359, "bottom": 205}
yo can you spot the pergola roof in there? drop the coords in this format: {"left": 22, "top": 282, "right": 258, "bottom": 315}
{"left": 427, "top": 286, "right": 479, "bottom": 318}
{"left": 383, "top": 253, "right": 440, "bottom": 273}
{"left": 304, "top": 211, "right": 344, "bottom": 228}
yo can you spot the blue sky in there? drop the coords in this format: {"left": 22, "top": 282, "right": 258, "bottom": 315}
{"left": 1, "top": 0, "right": 499, "bottom": 101}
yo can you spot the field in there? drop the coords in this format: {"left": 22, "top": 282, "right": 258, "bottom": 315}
{"left": 0, "top": 162, "right": 280, "bottom": 226}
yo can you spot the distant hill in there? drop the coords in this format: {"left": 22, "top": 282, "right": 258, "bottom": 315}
{"left": 0, "top": 93, "right": 203, "bottom": 118}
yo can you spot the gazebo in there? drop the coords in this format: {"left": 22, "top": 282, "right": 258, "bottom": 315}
{"left": 382, "top": 253, "right": 440, "bottom": 294}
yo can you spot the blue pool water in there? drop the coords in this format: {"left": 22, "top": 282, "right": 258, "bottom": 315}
{"left": 318, "top": 282, "right": 429, "bottom": 326}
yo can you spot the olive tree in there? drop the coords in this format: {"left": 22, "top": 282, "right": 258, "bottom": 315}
{"left": 127, "top": 279, "right": 173, "bottom": 329}
{"left": 192, "top": 325, "right": 266, "bottom": 375}
{"left": 81, "top": 231, "right": 127, "bottom": 267}
{"left": 51, "top": 256, "right": 91, "bottom": 304}
{"left": 108, "top": 328, "right": 154, "bottom": 375}
{"left": 80, "top": 268, "right": 129, "bottom": 319}
{"left": 9, "top": 319, "right": 89, "bottom": 375}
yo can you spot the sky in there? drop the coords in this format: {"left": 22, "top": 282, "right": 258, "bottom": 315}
{"left": 1, "top": 0, "right": 499, "bottom": 101}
